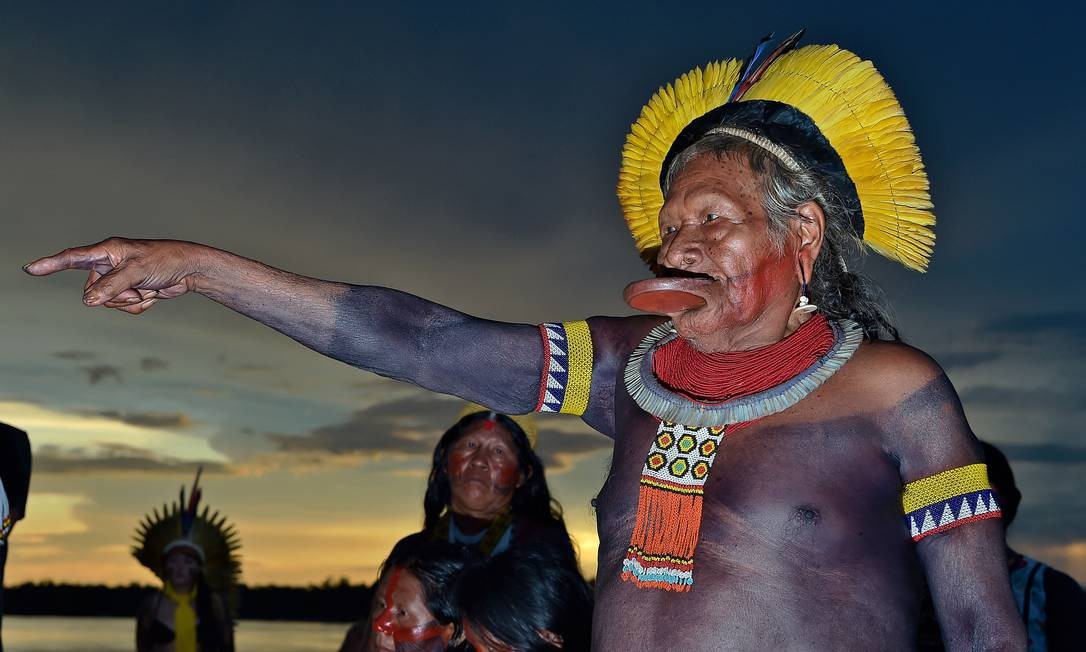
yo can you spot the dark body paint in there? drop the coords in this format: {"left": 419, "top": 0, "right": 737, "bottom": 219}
{"left": 323, "top": 292, "right": 1015, "bottom": 650}
{"left": 595, "top": 388, "right": 918, "bottom": 649}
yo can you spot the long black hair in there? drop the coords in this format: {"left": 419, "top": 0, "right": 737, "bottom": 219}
{"left": 422, "top": 411, "right": 564, "bottom": 532}
{"left": 397, "top": 540, "right": 478, "bottom": 629}
{"left": 457, "top": 543, "right": 594, "bottom": 651}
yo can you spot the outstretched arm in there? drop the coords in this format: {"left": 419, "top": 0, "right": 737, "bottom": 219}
{"left": 25, "top": 238, "right": 542, "bottom": 413}
{"left": 879, "top": 349, "right": 1026, "bottom": 650}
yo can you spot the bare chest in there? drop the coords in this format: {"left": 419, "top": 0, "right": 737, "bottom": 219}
{"left": 590, "top": 399, "right": 922, "bottom": 648}
{"left": 596, "top": 394, "right": 908, "bottom": 568}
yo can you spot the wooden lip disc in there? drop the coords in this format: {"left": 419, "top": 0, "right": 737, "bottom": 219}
{"left": 623, "top": 278, "right": 709, "bottom": 314}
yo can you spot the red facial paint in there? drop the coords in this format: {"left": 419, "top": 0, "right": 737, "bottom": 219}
{"left": 448, "top": 429, "right": 521, "bottom": 493}
{"left": 372, "top": 568, "right": 447, "bottom": 643}
{"left": 493, "top": 462, "right": 520, "bottom": 489}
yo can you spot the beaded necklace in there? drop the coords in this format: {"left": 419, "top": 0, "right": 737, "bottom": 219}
{"left": 621, "top": 315, "right": 863, "bottom": 591}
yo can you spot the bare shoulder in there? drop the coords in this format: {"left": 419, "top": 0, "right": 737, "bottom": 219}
{"left": 580, "top": 314, "right": 665, "bottom": 438}
{"left": 586, "top": 314, "right": 667, "bottom": 354}
{"left": 837, "top": 339, "right": 945, "bottom": 413}
{"left": 843, "top": 340, "right": 983, "bottom": 479}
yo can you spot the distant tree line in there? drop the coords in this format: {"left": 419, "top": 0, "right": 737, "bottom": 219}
{"left": 5, "top": 578, "right": 373, "bottom": 623}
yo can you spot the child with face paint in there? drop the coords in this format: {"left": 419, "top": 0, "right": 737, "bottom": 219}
{"left": 371, "top": 540, "right": 478, "bottom": 652}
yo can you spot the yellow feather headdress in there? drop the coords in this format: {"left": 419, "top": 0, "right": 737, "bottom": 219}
{"left": 617, "top": 32, "right": 935, "bottom": 271}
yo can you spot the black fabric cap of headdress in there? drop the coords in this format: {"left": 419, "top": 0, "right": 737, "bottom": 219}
{"left": 658, "top": 99, "right": 865, "bottom": 238}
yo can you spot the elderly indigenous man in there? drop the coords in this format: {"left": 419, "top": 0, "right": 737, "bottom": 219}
{"left": 26, "top": 32, "right": 1025, "bottom": 649}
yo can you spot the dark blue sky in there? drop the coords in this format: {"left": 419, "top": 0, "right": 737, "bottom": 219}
{"left": 2, "top": 2, "right": 1084, "bottom": 584}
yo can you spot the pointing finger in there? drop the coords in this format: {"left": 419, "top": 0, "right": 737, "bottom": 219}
{"left": 24, "top": 244, "right": 117, "bottom": 276}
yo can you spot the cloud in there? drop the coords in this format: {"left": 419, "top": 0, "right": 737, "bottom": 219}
{"left": 534, "top": 426, "right": 612, "bottom": 473}
{"left": 982, "top": 311, "right": 1086, "bottom": 342}
{"left": 959, "top": 385, "right": 1084, "bottom": 415}
{"left": 999, "top": 443, "right": 1086, "bottom": 465}
{"left": 931, "top": 349, "right": 1003, "bottom": 371}
{"left": 964, "top": 384, "right": 1081, "bottom": 415}
{"left": 52, "top": 350, "right": 96, "bottom": 361}
{"left": 83, "top": 364, "right": 123, "bottom": 384}
{"left": 139, "top": 356, "right": 169, "bottom": 372}
{"left": 267, "top": 395, "right": 458, "bottom": 457}
{"left": 224, "top": 364, "right": 279, "bottom": 374}
{"left": 93, "top": 410, "right": 191, "bottom": 429}
{"left": 264, "top": 395, "right": 611, "bottom": 474}
{"left": 33, "top": 443, "right": 227, "bottom": 474}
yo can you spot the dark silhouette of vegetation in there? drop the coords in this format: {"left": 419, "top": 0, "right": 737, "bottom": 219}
{"left": 4, "top": 578, "right": 373, "bottom": 623}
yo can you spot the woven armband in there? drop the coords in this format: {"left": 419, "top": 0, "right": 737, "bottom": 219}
{"left": 902, "top": 463, "right": 1001, "bottom": 542}
{"left": 535, "top": 321, "right": 594, "bottom": 415}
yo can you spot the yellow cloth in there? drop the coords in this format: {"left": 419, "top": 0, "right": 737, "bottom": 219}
{"left": 901, "top": 463, "right": 991, "bottom": 514}
{"left": 164, "top": 583, "right": 198, "bottom": 652}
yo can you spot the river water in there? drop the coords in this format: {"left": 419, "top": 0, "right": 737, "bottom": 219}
{"left": 3, "top": 615, "right": 349, "bottom": 651}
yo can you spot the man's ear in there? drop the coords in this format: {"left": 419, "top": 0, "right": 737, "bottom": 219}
{"left": 793, "top": 201, "right": 825, "bottom": 283}
{"left": 440, "top": 621, "right": 456, "bottom": 644}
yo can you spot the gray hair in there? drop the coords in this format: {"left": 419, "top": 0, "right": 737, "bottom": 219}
{"left": 663, "top": 134, "right": 900, "bottom": 340}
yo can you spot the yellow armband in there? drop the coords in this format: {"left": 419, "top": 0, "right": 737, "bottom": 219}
{"left": 903, "top": 463, "right": 1001, "bottom": 541}
{"left": 535, "top": 321, "right": 593, "bottom": 416}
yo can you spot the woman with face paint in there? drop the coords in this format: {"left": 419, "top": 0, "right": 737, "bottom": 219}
{"left": 371, "top": 540, "right": 477, "bottom": 652}
{"left": 341, "top": 405, "right": 581, "bottom": 652}
{"left": 416, "top": 405, "right": 577, "bottom": 566}
{"left": 133, "top": 470, "right": 240, "bottom": 652}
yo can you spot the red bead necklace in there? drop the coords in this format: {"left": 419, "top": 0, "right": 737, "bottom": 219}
{"left": 652, "top": 314, "right": 835, "bottom": 404}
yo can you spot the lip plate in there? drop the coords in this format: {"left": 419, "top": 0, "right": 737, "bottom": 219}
{"left": 623, "top": 277, "right": 710, "bottom": 314}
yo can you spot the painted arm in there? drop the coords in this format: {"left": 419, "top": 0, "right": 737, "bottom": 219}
{"left": 886, "top": 361, "right": 1026, "bottom": 650}
{"left": 24, "top": 238, "right": 617, "bottom": 417}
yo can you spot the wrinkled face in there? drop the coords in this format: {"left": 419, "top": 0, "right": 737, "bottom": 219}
{"left": 372, "top": 568, "right": 453, "bottom": 652}
{"left": 658, "top": 152, "right": 800, "bottom": 351}
{"left": 447, "top": 421, "right": 526, "bottom": 519}
{"left": 164, "top": 549, "right": 201, "bottom": 591}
